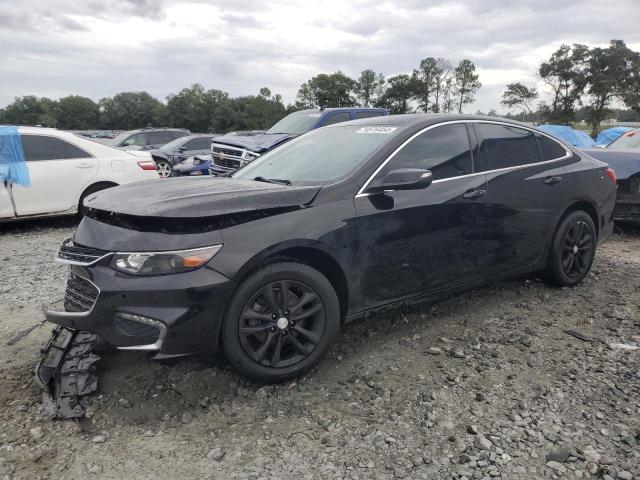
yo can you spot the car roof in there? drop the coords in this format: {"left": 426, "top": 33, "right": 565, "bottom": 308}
{"left": 333, "top": 113, "right": 536, "bottom": 129}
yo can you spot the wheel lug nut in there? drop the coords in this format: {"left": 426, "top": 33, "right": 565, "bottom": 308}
{"left": 281, "top": 330, "right": 287, "bottom": 336}
{"left": 272, "top": 313, "right": 277, "bottom": 319}
{"left": 270, "top": 326, "right": 276, "bottom": 332}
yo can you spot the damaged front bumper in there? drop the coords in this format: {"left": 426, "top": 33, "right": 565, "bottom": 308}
{"left": 35, "top": 326, "right": 100, "bottom": 418}
{"left": 45, "top": 263, "right": 236, "bottom": 359}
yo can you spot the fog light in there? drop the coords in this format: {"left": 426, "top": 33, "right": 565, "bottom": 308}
{"left": 114, "top": 312, "right": 166, "bottom": 351}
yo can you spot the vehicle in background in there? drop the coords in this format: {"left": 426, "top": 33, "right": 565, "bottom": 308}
{"left": 172, "top": 154, "right": 212, "bottom": 176}
{"left": 595, "top": 127, "right": 633, "bottom": 147}
{"left": 108, "top": 127, "right": 190, "bottom": 151}
{"left": 538, "top": 125, "right": 596, "bottom": 148}
{"left": 582, "top": 132, "right": 640, "bottom": 222}
{"left": 603, "top": 128, "right": 640, "bottom": 150}
{"left": 147, "top": 134, "right": 219, "bottom": 178}
{"left": 208, "top": 108, "right": 388, "bottom": 175}
{"left": 0, "top": 127, "right": 157, "bottom": 221}
{"left": 48, "top": 114, "right": 615, "bottom": 383}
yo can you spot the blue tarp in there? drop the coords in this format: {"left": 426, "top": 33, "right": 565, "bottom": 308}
{"left": 595, "top": 127, "right": 633, "bottom": 146}
{"left": 538, "top": 125, "right": 596, "bottom": 148}
{"left": 0, "top": 126, "right": 30, "bottom": 187}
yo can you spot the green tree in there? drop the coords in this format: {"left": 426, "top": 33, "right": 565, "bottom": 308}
{"left": 99, "top": 92, "right": 167, "bottom": 129}
{"left": 621, "top": 49, "right": 640, "bottom": 114}
{"left": 432, "top": 58, "right": 454, "bottom": 113}
{"left": 454, "top": 60, "right": 481, "bottom": 113}
{"left": 584, "top": 40, "right": 637, "bottom": 136}
{"left": 500, "top": 83, "right": 539, "bottom": 118}
{"left": 54, "top": 95, "right": 99, "bottom": 129}
{"left": 539, "top": 44, "right": 589, "bottom": 124}
{"left": 296, "top": 72, "right": 357, "bottom": 109}
{"left": 166, "top": 84, "right": 230, "bottom": 132}
{"left": 1, "top": 95, "right": 58, "bottom": 127}
{"left": 354, "top": 70, "right": 385, "bottom": 107}
{"left": 412, "top": 57, "right": 439, "bottom": 112}
{"left": 227, "top": 91, "right": 286, "bottom": 131}
{"left": 375, "top": 74, "right": 416, "bottom": 114}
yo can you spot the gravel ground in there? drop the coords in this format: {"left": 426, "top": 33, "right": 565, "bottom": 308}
{"left": 0, "top": 218, "right": 638, "bottom": 480}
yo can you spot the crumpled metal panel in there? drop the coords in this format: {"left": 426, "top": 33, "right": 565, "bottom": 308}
{"left": 35, "top": 327, "right": 100, "bottom": 419}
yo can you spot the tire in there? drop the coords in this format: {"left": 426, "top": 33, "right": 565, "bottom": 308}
{"left": 222, "top": 261, "right": 340, "bottom": 383}
{"left": 78, "top": 183, "right": 116, "bottom": 217}
{"left": 155, "top": 160, "right": 172, "bottom": 178}
{"left": 545, "top": 210, "right": 597, "bottom": 287}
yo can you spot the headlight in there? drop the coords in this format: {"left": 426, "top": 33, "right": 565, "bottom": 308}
{"left": 111, "top": 245, "right": 222, "bottom": 275}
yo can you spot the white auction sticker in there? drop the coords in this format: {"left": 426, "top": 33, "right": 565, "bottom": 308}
{"left": 355, "top": 127, "right": 397, "bottom": 134}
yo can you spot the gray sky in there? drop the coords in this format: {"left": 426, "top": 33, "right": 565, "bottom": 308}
{"left": 1, "top": 0, "right": 639, "bottom": 113}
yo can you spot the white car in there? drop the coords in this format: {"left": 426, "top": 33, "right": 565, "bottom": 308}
{"left": 1, "top": 127, "right": 158, "bottom": 220}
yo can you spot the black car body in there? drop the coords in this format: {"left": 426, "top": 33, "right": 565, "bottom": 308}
{"left": 147, "top": 134, "right": 220, "bottom": 177}
{"left": 582, "top": 129, "right": 640, "bottom": 222}
{"left": 46, "top": 114, "right": 616, "bottom": 382}
{"left": 109, "top": 127, "right": 190, "bottom": 151}
{"left": 209, "top": 108, "right": 388, "bottom": 175}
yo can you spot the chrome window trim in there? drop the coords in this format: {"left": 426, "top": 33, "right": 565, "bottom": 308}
{"left": 354, "top": 119, "right": 573, "bottom": 198}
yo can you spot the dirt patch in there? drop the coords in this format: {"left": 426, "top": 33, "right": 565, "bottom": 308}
{"left": 0, "top": 219, "right": 638, "bottom": 479}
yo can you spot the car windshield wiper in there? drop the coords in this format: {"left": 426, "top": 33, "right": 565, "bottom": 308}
{"left": 254, "top": 176, "right": 291, "bottom": 185}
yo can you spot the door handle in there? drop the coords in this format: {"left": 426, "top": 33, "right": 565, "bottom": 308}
{"left": 544, "top": 176, "right": 563, "bottom": 185}
{"left": 76, "top": 163, "right": 95, "bottom": 169}
{"left": 463, "top": 189, "right": 486, "bottom": 199}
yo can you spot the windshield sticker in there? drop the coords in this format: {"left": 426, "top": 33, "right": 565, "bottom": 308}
{"left": 308, "top": 113, "right": 322, "bottom": 117}
{"left": 355, "top": 127, "right": 397, "bottom": 134}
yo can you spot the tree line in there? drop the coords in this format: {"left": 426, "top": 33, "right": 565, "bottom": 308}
{"left": 0, "top": 57, "right": 481, "bottom": 133}
{"left": 500, "top": 40, "right": 640, "bottom": 135}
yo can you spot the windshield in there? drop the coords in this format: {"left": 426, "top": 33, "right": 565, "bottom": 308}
{"left": 266, "top": 110, "right": 322, "bottom": 135}
{"left": 608, "top": 130, "right": 640, "bottom": 149}
{"left": 234, "top": 125, "right": 403, "bottom": 183}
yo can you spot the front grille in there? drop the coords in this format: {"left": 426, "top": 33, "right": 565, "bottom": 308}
{"left": 213, "top": 157, "right": 241, "bottom": 169}
{"left": 63, "top": 273, "right": 99, "bottom": 313}
{"left": 58, "top": 240, "right": 109, "bottom": 265}
{"left": 212, "top": 146, "right": 243, "bottom": 158}
{"left": 113, "top": 316, "right": 160, "bottom": 341}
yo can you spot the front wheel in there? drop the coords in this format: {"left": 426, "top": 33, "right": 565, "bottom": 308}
{"left": 545, "top": 211, "right": 597, "bottom": 287}
{"left": 155, "top": 160, "right": 172, "bottom": 178}
{"left": 222, "top": 261, "right": 340, "bottom": 383}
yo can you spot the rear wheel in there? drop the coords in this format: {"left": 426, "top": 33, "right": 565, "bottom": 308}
{"left": 545, "top": 211, "right": 596, "bottom": 286}
{"left": 155, "top": 160, "right": 172, "bottom": 178}
{"left": 222, "top": 261, "right": 340, "bottom": 383}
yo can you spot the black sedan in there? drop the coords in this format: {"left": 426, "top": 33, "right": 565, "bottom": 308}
{"left": 46, "top": 114, "right": 616, "bottom": 383}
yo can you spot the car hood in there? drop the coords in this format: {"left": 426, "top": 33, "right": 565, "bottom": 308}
{"left": 213, "top": 133, "right": 295, "bottom": 153}
{"left": 84, "top": 177, "right": 321, "bottom": 219}
{"left": 582, "top": 148, "right": 640, "bottom": 179}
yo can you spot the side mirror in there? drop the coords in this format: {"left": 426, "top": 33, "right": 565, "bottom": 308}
{"left": 366, "top": 168, "right": 433, "bottom": 194}
{"left": 178, "top": 146, "right": 186, "bottom": 152}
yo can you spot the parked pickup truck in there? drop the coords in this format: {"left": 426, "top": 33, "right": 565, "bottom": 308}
{"left": 208, "top": 107, "right": 388, "bottom": 175}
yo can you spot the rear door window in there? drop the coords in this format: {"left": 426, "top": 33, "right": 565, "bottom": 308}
{"left": 21, "top": 135, "right": 90, "bottom": 161}
{"left": 536, "top": 134, "right": 567, "bottom": 161}
{"left": 376, "top": 123, "right": 473, "bottom": 181}
{"left": 320, "top": 112, "right": 352, "bottom": 126}
{"left": 477, "top": 123, "right": 540, "bottom": 171}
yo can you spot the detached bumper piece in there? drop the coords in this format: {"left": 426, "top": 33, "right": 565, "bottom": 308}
{"left": 35, "top": 326, "right": 100, "bottom": 419}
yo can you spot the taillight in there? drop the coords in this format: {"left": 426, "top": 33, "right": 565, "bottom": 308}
{"left": 605, "top": 167, "right": 617, "bottom": 184}
{"left": 137, "top": 160, "right": 157, "bottom": 171}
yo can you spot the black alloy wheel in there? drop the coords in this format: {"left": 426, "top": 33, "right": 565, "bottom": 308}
{"left": 545, "top": 211, "right": 596, "bottom": 287}
{"left": 560, "top": 220, "right": 594, "bottom": 278}
{"left": 222, "top": 261, "right": 340, "bottom": 383}
{"left": 239, "top": 280, "right": 325, "bottom": 368}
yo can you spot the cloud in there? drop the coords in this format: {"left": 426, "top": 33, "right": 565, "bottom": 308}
{"left": 0, "top": 0, "right": 638, "bottom": 113}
